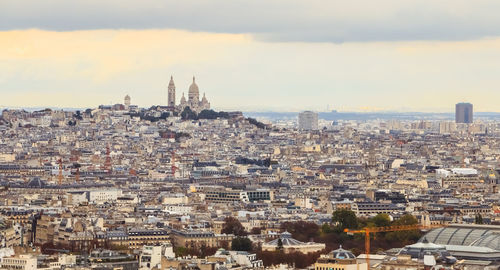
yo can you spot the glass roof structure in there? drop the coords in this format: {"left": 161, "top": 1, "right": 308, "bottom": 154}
{"left": 420, "top": 225, "right": 500, "bottom": 250}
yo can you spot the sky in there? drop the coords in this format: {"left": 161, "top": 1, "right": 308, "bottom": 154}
{"left": 1, "top": 0, "right": 500, "bottom": 112}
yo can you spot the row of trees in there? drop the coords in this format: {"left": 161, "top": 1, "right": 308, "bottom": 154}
{"left": 322, "top": 210, "right": 422, "bottom": 252}
{"left": 180, "top": 107, "right": 268, "bottom": 130}
{"left": 235, "top": 157, "right": 272, "bottom": 167}
{"left": 203, "top": 212, "right": 422, "bottom": 266}
{"left": 331, "top": 209, "right": 419, "bottom": 229}
{"left": 158, "top": 129, "right": 191, "bottom": 142}
{"left": 247, "top": 117, "right": 267, "bottom": 129}
{"left": 180, "top": 107, "right": 230, "bottom": 120}
{"left": 127, "top": 111, "right": 170, "bottom": 122}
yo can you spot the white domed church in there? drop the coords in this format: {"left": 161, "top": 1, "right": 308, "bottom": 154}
{"left": 176, "top": 76, "right": 211, "bottom": 113}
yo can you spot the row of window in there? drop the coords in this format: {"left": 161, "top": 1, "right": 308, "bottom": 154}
{"left": 316, "top": 267, "right": 344, "bottom": 270}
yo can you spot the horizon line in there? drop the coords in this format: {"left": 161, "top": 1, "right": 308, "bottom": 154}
{"left": 1, "top": 105, "right": 499, "bottom": 115}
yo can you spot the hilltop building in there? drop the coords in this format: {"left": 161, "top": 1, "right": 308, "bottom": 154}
{"left": 168, "top": 76, "right": 210, "bottom": 113}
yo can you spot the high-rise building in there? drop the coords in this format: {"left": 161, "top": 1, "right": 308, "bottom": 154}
{"left": 455, "top": 103, "right": 473, "bottom": 124}
{"left": 168, "top": 76, "right": 176, "bottom": 107}
{"left": 298, "top": 111, "right": 319, "bottom": 130}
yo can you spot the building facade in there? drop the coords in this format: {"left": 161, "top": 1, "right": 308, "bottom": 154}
{"left": 0, "top": 254, "right": 37, "bottom": 270}
{"left": 298, "top": 111, "right": 319, "bottom": 130}
{"left": 170, "top": 230, "right": 234, "bottom": 249}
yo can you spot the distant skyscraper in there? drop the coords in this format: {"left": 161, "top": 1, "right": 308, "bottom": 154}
{"left": 298, "top": 111, "right": 319, "bottom": 130}
{"left": 168, "top": 76, "right": 176, "bottom": 107}
{"left": 455, "top": 103, "right": 473, "bottom": 124}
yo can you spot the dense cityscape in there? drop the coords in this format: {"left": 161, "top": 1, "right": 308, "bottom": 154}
{"left": 4, "top": 1, "right": 500, "bottom": 269}
{"left": 0, "top": 76, "right": 499, "bottom": 270}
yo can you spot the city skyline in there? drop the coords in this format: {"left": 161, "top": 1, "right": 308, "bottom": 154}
{"left": 3, "top": 2, "right": 500, "bottom": 268}
{"left": 2, "top": 1, "right": 500, "bottom": 112}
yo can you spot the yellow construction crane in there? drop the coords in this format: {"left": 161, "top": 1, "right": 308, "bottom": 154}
{"left": 344, "top": 224, "right": 444, "bottom": 269}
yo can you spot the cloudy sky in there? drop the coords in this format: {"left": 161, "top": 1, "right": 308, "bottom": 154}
{"left": 1, "top": 0, "right": 500, "bottom": 112}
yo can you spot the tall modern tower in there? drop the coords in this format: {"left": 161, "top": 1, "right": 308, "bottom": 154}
{"left": 298, "top": 111, "right": 319, "bottom": 130}
{"left": 455, "top": 103, "right": 473, "bottom": 124}
{"left": 168, "top": 76, "right": 176, "bottom": 107}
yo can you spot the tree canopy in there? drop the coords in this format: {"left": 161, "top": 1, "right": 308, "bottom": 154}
{"left": 475, "top": 214, "right": 484, "bottom": 224}
{"left": 221, "top": 216, "right": 247, "bottom": 236}
{"left": 232, "top": 237, "right": 252, "bottom": 251}
{"left": 247, "top": 117, "right": 267, "bottom": 129}
{"left": 332, "top": 209, "right": 359, "bottom": 232}
{"left": 280, "top": 221, "right": 319, "bottom": 242}
{"left": 369, "top": 213, "right": 391, "bottom": 228}
{"left": 181, "top": 106, "right": 197, "bottom": 120}
{"left": 385, "top": 214, "right": 420, "bottom": 244}
{"left": 181, "top": 107, "right": 231, "bottom": 120}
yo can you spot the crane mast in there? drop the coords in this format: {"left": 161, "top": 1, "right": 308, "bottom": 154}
{"left": 344, "top": 224, "right": 445, "bottom": 269}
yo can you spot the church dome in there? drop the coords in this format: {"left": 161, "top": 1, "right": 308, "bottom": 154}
{"left": 180, "top": 93, "right": 187, "bottom": 104}
{"left": 188, "top": 76, "right": 199, "bottom": 101}
{"left": 330, "top": 246, "right": 356, "bottom": 259}
{"left": 264, "top": 231, "right": 305, "bottom": 246}
{"left": 280, "top": 231, "right": 292, "bottom": 239}
{"left": 201, "top": 93, "right": 208, "bottom": 103}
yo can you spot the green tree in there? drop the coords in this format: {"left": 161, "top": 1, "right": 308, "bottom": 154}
{"left": 277, "top": 238, "right": 284, "bottom": 252}
{"left": 321, "top": 223, "right": 332, "bottom": 234}
{"left": 160, "top": 112, "right": 170, "bottom": 119}
{"left": 174, "top": 246, "right": 188, "bottom": 257}
{"left": 180, "top": 106, "right": 198, "bottom": 120}
{"left": 221, "top": 216, "right": 247, "bottom": 236}
{"left": 332, "top": 209, "right": 359, "bottom": 231}
{"left": 250, "top": 227, "right": 263, "bottom": 235}
{"left": 393, "top": 214, "right": 418, "bottom": 226}
{"left": 84, "top": 108, "right": 93, "bottom": 117}
{"left": 385, "top": 214, "right": 421, "bottom": 244}
{"left": 247, "top": 118, "right": 266, "bottom": 129}
{"left": 475, "top": 214, "right": 484, "bottom": 224}
{"left": 280, "top": 221, "right": 319, "bottom": 242}
{"left": 231, "top": 237, "right": 253, "bottom": 251}
{"left": 371, "top": 213, "right": 391, "bottom": 227}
